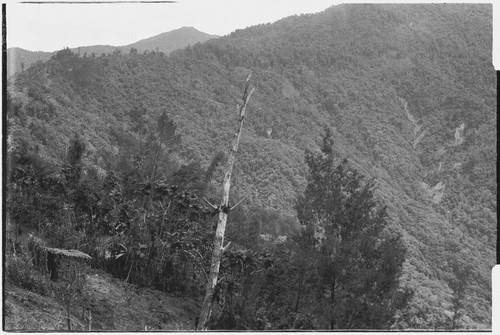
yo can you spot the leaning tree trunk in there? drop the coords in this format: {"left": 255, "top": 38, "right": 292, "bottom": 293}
{"left": 197, "top": 76, "right": 254, "bottom": 331}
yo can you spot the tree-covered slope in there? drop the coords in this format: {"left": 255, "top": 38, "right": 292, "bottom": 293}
{"left": 7, "top": 27, "right": 218, "bottom": 77}
{"left": 6, "top": 48, "right": 53, "bottom": 78}
{"left": 7, "top": 4, "right": 495, "bottom": 329}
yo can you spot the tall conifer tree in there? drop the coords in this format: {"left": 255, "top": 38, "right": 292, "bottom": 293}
{"left": 296, "top": 128, "right": 411, "bottom": 329}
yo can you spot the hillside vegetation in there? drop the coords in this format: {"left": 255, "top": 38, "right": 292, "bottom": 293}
{"left": 4, "top": 269, "right": 197, "bottom": 331}
{"left": 6, "top": 48, "right": 53, "bottom": 78}
{"left": 7, "top": 27, "right": 218, "bottom": 77}
{"left": 6, "top": 4, "right": 495, "bottom": 330}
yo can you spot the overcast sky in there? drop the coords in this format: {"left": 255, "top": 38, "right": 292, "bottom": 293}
{"left": 5, "top": 0, "right": 499, "bottom": 67}
{"left": 7, "top": 0, "right": 340, "bottom": 52}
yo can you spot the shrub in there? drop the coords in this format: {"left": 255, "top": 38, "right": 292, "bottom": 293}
{"left": 5, "top": 253, "right": 51, "bottom": 296}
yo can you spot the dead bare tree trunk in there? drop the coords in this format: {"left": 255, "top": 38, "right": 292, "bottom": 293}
{"left": 197, "top": 75, "right": 254, "bottom": 330}
{"left": 86, "top": 310, "right": 92, "bottom": 331}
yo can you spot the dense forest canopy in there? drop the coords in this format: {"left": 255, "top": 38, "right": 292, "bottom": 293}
{"left": 6, "top": 3, "right": 495, "bottom": 330}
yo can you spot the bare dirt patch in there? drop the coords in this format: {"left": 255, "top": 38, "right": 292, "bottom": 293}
{"left": 4, "top": 269, "right": 199, "bottom": 331}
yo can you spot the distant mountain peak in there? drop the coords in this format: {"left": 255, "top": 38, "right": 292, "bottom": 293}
{"left": 126, "top": 27, "right": 219, "bottom": 53}
{"left": 178, "top": 26, "right": 197, "bottom": 30}
{"left": 7, "top": 27, "right": 219, "bottom": 77}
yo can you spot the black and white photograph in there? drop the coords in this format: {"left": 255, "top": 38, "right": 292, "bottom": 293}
{"left": 3, "top": 0, "right": 497, "bottom": 331}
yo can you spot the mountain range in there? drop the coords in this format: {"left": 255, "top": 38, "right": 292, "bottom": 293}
{"left": 6, "top": 3, "right": 496, "bottom": 330}
{"left": 7, "top": 26, "right": 219, "bottom": 77}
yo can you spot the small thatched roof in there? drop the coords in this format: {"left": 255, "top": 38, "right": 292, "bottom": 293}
{"left": 45, "top": 247, "right": 92, "bottom": 260}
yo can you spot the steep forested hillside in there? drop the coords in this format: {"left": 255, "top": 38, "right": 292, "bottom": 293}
{"left": 6, "top": 4, "right": 495, "bottom": 330}
{"left": 6, "top": 48, "right": 53, "bottom": 78}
